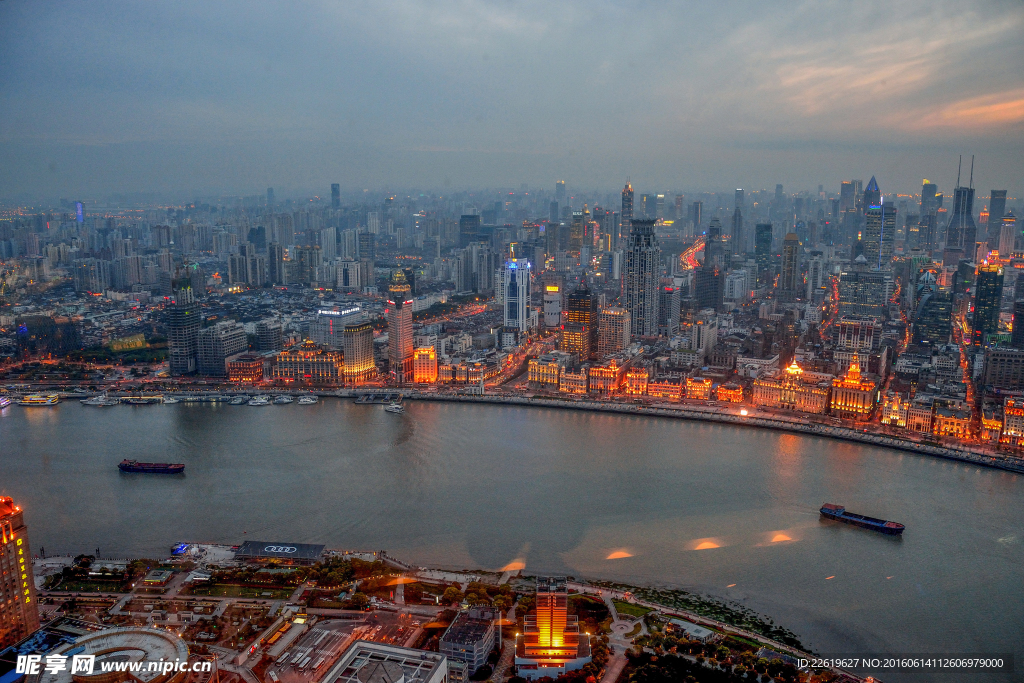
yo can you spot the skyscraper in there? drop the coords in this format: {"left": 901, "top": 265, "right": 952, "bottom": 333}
{"left": 514, "top": 577, "right": 592, "bottom": 680}
{"left": 0, "top": 497, "right": 39, "bottom": 649}
{"left": 343, "top": 321, "right": 376, "bottom": 384}
{"left": 621, "top": 181, "right": 633, "bottom": 237}
{"left": 780, "top": 233, "right": 801, "bottom": 298}
{"left": 913, "top": 289, "right": 952, "bottom": 346}
{"left": 755, "top": 223, "right": 773, "bottom": 289}
{"left": 705, "top": 217, "right": 724, "bottom": 269}
{"left": 555, "top": 180, "right": 566, "bottom": 204}
{"left": 623, "top": 219, "right": 661, "bottom": 337}
{"left": 862, "top": 175, "right": 881, "bottom": 209}
{"left": 862, "top": 179, "right": 896, "bottom": 270}
{"left": 167, "top": 276, "right": 200, "bottom": 376}
{"left": 331, "top": 183, "right": 341, "bottom": 209}
{"left": 690, "top": 201, "right": 702, "bottom": 232}
{"left": 266, "top": 187, "right": 275, "bottom": 210}
{"left": 562, "top": 282, "right": 597, "bottom": 360}
{"left": 387, "top": 271, "right": 414, "bottom": 383}
{"left": 1011, "top": 299, "right": 1024, "bottom": 350}
{"left": 196, "top": 321, "right": 247, "bottom": 376}
{"left": 597, "top": 307, "right": 631, "bottom": 357}
{"left": 972, "top": 263, "right": 1004, "bottom": 347}
{"left": 731, "top": 206, "right": 744, "bottom": 255}
{"left": 920, "top": 180, "right": 939, "bottom": 216}
{"left": 459, "top": 214, "right": 481, "bottom": 247}
{"left": 987, "top": 190, "right": 1008, "bottom": 245}
{"left": 945, "top": 183, "right": 977, "bottom": 253}
{"left": 502, "top": 258, "right": 532, "bottom": 332}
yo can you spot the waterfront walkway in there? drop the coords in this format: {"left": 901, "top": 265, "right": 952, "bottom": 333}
{"left": 387, "top": 391, "right": 1024, "bottom": 476}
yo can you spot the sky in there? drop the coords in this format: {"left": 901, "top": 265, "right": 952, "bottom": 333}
{"left": 1, "top": 0, "right": 1022, "bottom": 201}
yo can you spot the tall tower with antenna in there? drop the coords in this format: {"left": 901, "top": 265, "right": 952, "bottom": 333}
{"left": 944, "top": 155, "right": 978, "bottom": 258}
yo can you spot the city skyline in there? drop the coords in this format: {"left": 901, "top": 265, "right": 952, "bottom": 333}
{"left": 1, "top": 0, "right": 1022, "bottom": 199}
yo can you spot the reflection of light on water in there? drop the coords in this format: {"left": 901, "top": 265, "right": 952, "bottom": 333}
{"left": 726, "top": 583, "right": 737, "bottom": 588}
{"left": 690, "top": 538, "right": 723, "bottom": 550}
{"left": 825, "top": 575, "right": 835, "bottom": 580}
{"left": 771, "top": 533, "right": 793, "bottom": 543}
{"left": 605, "top": 550, "right": 633, "bottom": 560}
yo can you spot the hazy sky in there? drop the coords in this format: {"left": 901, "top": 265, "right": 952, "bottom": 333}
{"left": 1, "top": 0, "right": 1022, "bottom": 201}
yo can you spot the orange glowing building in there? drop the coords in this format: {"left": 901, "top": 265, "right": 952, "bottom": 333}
{"left": 830, "top": 355, "right": 878, "bottom": 420}
{"left": 647, "top": 379, "right": 681, "bottom": 400}
{"left": 0, "top": 497, "right": 39, "bottom": 649}
{"left": 515, "top": 577, "right": 591, "bottom": 680}
{"left": 716, "top": 382, "right": 743, "bottom": 403}
{"left": 413, "top": 347, "right": 438, "bottom": 383}
{"left": 227, "top": 353, "right": 264, "bottom": 384}
{"left": 685, "top": 376, "right": 713, "bottom": 400}
{"left": 624, "top": 367, "right": 649, "bottom": 395}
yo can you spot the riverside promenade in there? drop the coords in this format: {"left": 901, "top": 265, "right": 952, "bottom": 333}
{"left": 339, "top": 389, "right": 1024, "bottom": 476}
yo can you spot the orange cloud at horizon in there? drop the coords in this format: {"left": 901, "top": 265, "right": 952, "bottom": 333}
{"left": 606, "top": 550, "right": 634, "bottom": 560}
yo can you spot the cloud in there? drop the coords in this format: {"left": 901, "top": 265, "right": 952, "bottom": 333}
{"left": 0, "top": 0, "right": 1021, "bottom": 197}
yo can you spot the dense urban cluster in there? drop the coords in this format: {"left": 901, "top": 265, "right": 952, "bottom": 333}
{"left": 1, "top": 172, "right": 1022, "bottom": 453}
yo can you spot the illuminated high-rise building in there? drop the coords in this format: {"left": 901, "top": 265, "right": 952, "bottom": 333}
{"left": 387, "top": 271, "right": 414, "bottom": 383}
{"left": 623, "top": 219, "right": 661, "bottom": 337}
{"left": 343, "top": 321, "right": 375, "bottom": 384}
{"left": 514, "top": 577, "right": 591, "bottom": 680}
{"left": 562, "top": 282, "right": 597, "bottom": 360}
{"left": 597, "top": 307, "right": 631, "bottom": 357}
{"left": 972, "top": 263, "right": 1004, "bottom": 347}
{"left": 555, "top": 180, "right": 566, "bottom": 204}
{"left": 501, "top": 258, "right": 532, "bottom": 332}
{"left": 861, "top": 177, "right": 895, "bottom": 269}
{"left": 413, "top": 347, "right": 438, "bottom": 384}
{"left": 542, "top": 281, "right": 562, "bottom": 328}
{"left": 0, "top": 497, "right": 39, "bottom": 649}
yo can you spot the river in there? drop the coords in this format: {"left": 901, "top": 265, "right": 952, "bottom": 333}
{"left": 2, "top": 399, "right": 1022, "bottom": 681}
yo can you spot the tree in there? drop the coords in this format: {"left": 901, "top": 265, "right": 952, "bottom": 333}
{"left": 347, "top": 592, "right": 369, "bottom": 609}
{"left": 442, "top": 587, "right": 464, "bottom": 605}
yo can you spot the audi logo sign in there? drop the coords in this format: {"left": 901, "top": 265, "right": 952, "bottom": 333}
{"left": 263, "top": 546, "right": 297, "bottom": 553}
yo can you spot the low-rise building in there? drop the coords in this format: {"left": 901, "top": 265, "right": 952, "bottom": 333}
{"left": 624, "top": 367, "right": 649, "bottom": 396}
{"left": 559, "top": 366, "right": 588, "bottom": 395}
{"left": 685, "top": 376, "right": 713, "bottom": 401}
{"left": 439, "top": 607, "right": 498, "bottom": 676}
{"left": 273, "top": 341, "right": 343, "bottom": 384}
{"left": 321, "top": 641, "right": 449, "bottom": 683}
{"left": 830, "top": 356, "right": 878, "bottom": 420}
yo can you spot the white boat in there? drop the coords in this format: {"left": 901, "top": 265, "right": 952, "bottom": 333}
{"left": 0, "top": 396, "right": 11, "bottom": 409}
{"left": 273, "top": 395, "right": 294, "bottom": 404}
{"left": 384, "top": 402, "right": 404, "bottom": 414}
{"left": 297, "top": 395, "right": 318, "bottom": 405}
{"left": 162, "top": 397, "right": 180, "bottom": 404}
{"left": 230, "top": 396, "right": 249, "bottom": 405}
{"left": 82, "top": 395, "right": 119, "bottom": 406}
{"left": 248, "top": 395, "right": 271, "bottom": 406}
{"left": 18, "top": 394, "right": 59, "bottom": 406}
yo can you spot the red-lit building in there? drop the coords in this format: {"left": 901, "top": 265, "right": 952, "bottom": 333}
{"left": 515, "top": 577, "right": 591, "bottom": 680}
{"left": 0, "top": 497, "right": 39, "bottom": 649}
